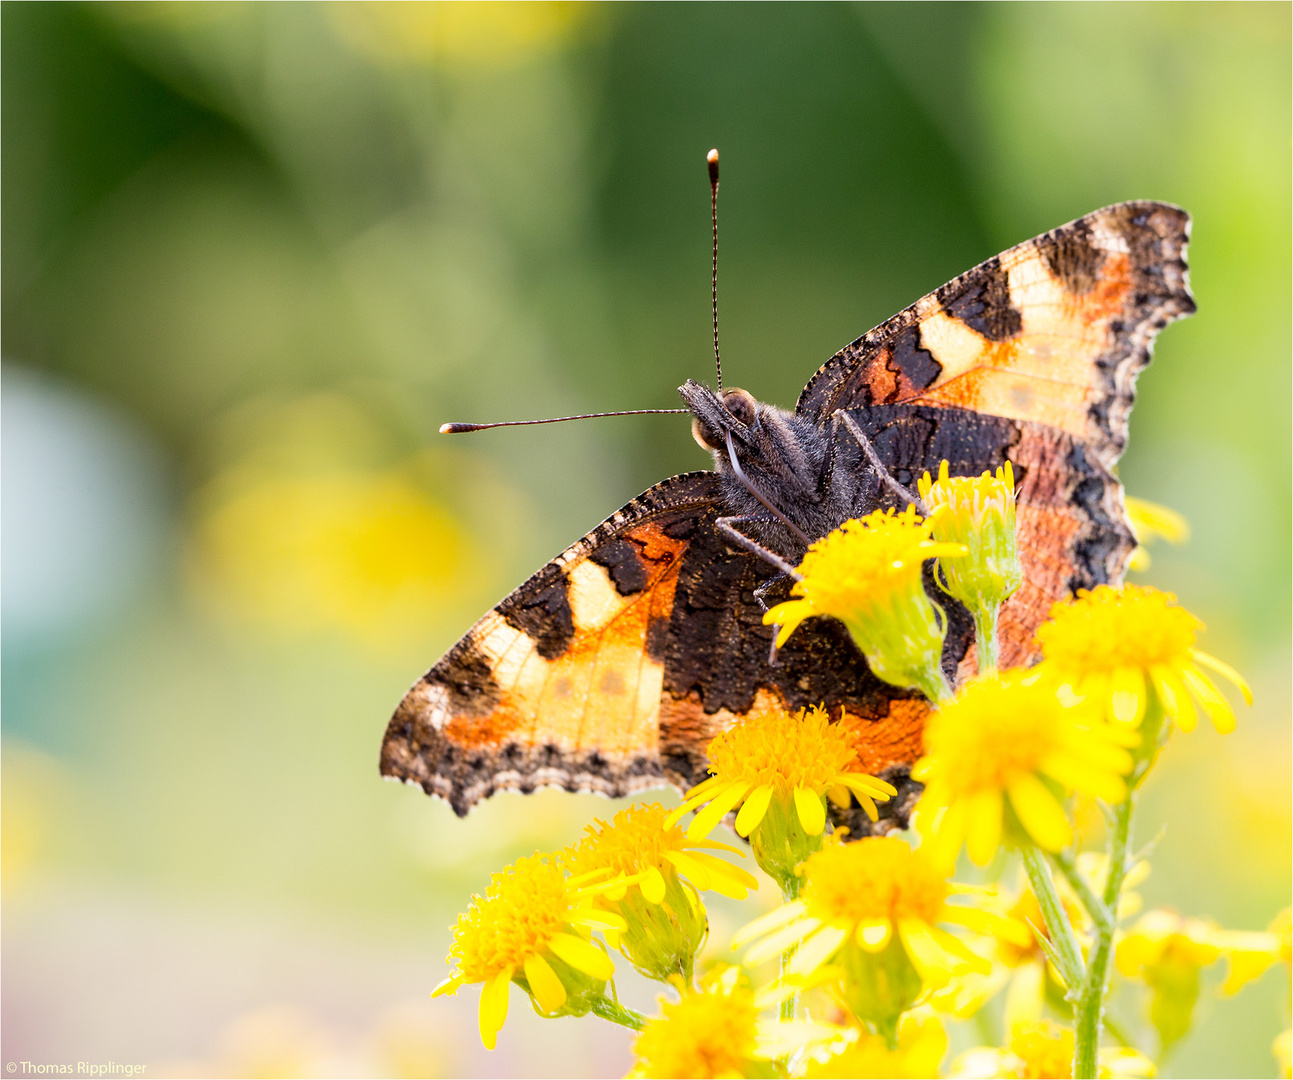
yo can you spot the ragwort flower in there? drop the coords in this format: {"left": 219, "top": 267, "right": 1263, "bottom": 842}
{"left": 949, "top": 1019, "right": 1154, "bottom": 1079}
{"left": 763, "top": 507, "right": 964, "bottom": 704}
{"left": 912, "top": 669, "right": 1136, "bottom": 867}
{"left": 433, "top": 853, "right": 624, "bottom": 1049}
{"left": 627, "top": 965, "right": 839, "bottom": 1078}
{"left": 665, "top": 705, "right": 895, "bottom": 896}
{"left": 918, "top": 460, "right": 1023, "bottom": 669}
{"left": 930, "top": 871, "right": 1094, "bottom": 1027}
{"left": 803, "top": 1008, "right": 947, "bottom": 1079}
{"left": 1119, "top": 907, "right": 1292, "bottom": 1055}
{"left": 1037, "top": 584, "right": 1251, "bottom": 738}
{"left": 566, "top": 802, "right": 756, "bottom": 983}
{"left": 736, "top": 837, "right": 993, "bottom": 1033}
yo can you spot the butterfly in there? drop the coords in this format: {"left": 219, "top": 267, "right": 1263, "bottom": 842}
{"left": 380, "top": 199, "right": 1193, "bottom": 835}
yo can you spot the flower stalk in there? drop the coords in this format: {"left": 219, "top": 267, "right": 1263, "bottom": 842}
{"left": 1073, "top": 793, "right": 1135, "bottom": 1078}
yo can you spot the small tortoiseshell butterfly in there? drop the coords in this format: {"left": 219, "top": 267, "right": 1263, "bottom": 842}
{"left": 380, "top": 192, "right": 1193, "bottom": 835}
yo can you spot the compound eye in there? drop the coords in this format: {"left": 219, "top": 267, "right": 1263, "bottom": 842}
{"left": 722, "top": 388, "right": 758, "bottom": 428}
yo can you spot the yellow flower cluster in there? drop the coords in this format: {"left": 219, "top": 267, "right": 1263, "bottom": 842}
{"left": 429, "top": 460, "right": 1279, "bottom": 1079}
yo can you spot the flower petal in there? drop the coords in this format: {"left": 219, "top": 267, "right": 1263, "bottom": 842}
{"left": 1039, "top": 753, "right": 1127, "bottom": 805}
{"left": 734, "top": 784, "right": 774, "bottom": 838}
{"left": 478, "top": 966, "right": 512, "bottom": 1050}
{"left": 687, "top": 781, "right": 752, "bottom": 840}
{"left": 898, "top": 918, "right": 960, "bottom": 988}
{"left": 1180, "top": 665, "right": 1237, "bottom": 734}
{"left": 794, "top": 785, "right": 827, "bottom": 835}
{"left": 1006, "top": 774, "right": 1073, "bottom": 852}
{"left": 840, "top": 773, "right": 899, "bottom": 799}
{"left": 639, "top": 865, "right": 666, "bottom": 905}
{"left": 745, "top": 917, "right": 822, "bottom": 966}
{"left": 1190, "top": 649, "right": 1252, "bottom": 704}
{"left": 684, "top": 852, "right": 759, "bottom": 899}
{"left": 1003, "top": 958, "right": 1045, "bottom": 1031}
{"left": 964, "top": 787, "right": 1003, "bottom": 867}
{"left": 764, "top": 599, "right": 817, "bottom": 648}
{"left": 788, "top": 924, "right": 849, "bottom": 978}
{"left": 431, "top": 975, "right": 462, "bottom": 998}
{"left": 731, "top": 900, "right": 809, "bottom": 947}
{"left": 1150, "top": 665, "right": 1197, "bottom": 731}
{"left": 664, "top": 850, "right": 712, "bottom": 890}
{"left": 1110, "top": 666, "right": 1146, "bottom": 725}
{"left": 856, "top": 917, "right": 892, "bottom": 952}
{"left": 547, "top": 933, "right": 614, "bottom": 980}
{"left": 524, "top": 954, "right": 567, "bottom": 1014}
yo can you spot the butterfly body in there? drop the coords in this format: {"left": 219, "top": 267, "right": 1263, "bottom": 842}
{"left": 381, "top": 201, "right": 1194, "bottom": 831}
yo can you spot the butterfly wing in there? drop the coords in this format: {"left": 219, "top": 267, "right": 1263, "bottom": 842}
{"left": 382, "top": 470, "right": 933, "bottom": 821}
{"left": 801, "top": 200, "right": 1192, "bottom": 667}
{"left": 381, "top": 472, "right": 720, "bottom": 815}
{"left": 798, "top": 201, "right": 1192, "bottom": 466}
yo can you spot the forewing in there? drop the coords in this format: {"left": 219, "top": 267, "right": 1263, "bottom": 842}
{"left": 798, "top": 201, "right": 1193, "bottom": 469}
{"left": 381, "top": 472, "right": 721, "bottom": 815}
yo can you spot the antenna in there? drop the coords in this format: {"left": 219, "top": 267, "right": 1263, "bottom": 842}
{"left": 440, "top": 408, "right": 687, "bottom": 435}
{"left": 708, "top": 148, "right": 722, "bottom": 393}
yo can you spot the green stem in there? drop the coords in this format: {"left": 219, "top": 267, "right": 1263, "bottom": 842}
{"left": 590, "top": 994, "right": 647, "bottom": 1031}
{"left": 1073, "top": 795, "right": 1134, "bottom": 1080}
{"left": 913, "top": 663, "right": 955, "bottom": 707}
{"left": 1050, "top": 849, "right": 1113, "bottom": 935}
{"left": 973, "top": 603, "right": 999, "bottom": 674}
{"left": 1020, "top": 845, "right": 1086, "bottom": 996}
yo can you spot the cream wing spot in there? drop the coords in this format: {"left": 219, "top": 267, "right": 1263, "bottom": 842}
{"left": 916, "top": 309, "right": 991, "bottom": 384}
{"left": 567, "top": 559, "right": 626, "bottom": 632}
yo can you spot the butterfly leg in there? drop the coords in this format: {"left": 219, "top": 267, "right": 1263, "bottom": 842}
{"left": 834, "top": 411, "right": 928, "bottom": 515}
{"left": 716, "top": 515, "right": 801, "bottom": 668}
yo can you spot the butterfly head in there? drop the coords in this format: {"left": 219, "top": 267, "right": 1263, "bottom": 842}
{"left": 679, "top": 379, "right": 828, "bottom": 517}
{"left": 682, "top": 380, "right": 760, "bottom": 453}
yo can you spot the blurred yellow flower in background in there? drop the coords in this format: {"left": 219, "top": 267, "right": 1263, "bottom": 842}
{"left": 332, "top": 1, "right": 590, "bottom": 68}
{"left": 803, "top": 1007, "right": 947, "bottom": 1079}
{"left": 627, "top": 966, "right": 765, "bottom": 1080}
{"left": 949, "top": 1019, "right": 1155, "bottom": 1079}
{"left": 1124, "top": 496, "right": 1190, "bottom": 573}
{"left": 187, "top": 394, "right": 494, "bottom": 651}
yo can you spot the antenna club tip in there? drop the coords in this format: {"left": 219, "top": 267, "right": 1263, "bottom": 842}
{"left": 706, "top": 148, "right": 719, "bottom": 183}
{"left": 440, "top": 422, "right": 470, "bottom": 434}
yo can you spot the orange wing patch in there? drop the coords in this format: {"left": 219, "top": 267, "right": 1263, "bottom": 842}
{"left": 905, "top": 246, "right": 1133, "bottom": 442}
{"left": 451, "top": 522, "right": 687, "bottom": 760}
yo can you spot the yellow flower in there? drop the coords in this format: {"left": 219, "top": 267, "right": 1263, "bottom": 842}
{"left": 1275, "top": 1027, "right": 1292, "bottom": 1080}
{"left": 912, "top": 669, "right": 1136, "bottom": 867}
{"left": 735, "top": 837, "right": 993, "bottom": 1031}
{"left": 665, "top": 706, "right": 895, "bottom": 896}
{"left": 566, "top": 802, "right": 757, "bottom": 982}
{"left": 433, "top": 853, "right": 625, "bottom": 1050}
{"left": 628, "top": 966, "right": 804, "bottom": 1079}
{"left": 803, "top": 1008, "right": 947, "bottom": 1079}
{"left": 1213, "top": 905, "right": 1289, "bottom": 995}
{"left": 949, "top": 1020, "right": 1155, "bottom": 1078}
{"left": 1115, "top": 908, "right": 1240, "bottom": 1054}
{"left": 931, "top": 871, "right": 1100, "bottom": 1027}
{"left": 763, "top": 508, "right": 965, "bottom": 703}
{"left": 918, "top": 460, "right": 1023, "bottom": 669}
{"left": 1037, "top": 584, "right": 1251, "bottom": 736}
{"left": 1124, "top": 496, "right": 1189, "bottom": 572}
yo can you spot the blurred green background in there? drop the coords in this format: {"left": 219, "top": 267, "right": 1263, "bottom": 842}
{"left": 2, "top": 3, "right": 1288, "bottom": 1077}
